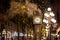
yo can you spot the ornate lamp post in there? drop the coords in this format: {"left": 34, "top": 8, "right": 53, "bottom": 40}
{"left": 43, "top": 7, "right": 57, "bottom": 40}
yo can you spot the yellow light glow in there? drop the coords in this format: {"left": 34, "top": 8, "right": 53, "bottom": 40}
{"left": 21, "top": 5, "right": 26, "bottom": 9}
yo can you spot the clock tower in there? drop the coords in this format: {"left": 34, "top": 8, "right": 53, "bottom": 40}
{"left": 33, "top": 12, "right": 43, "bottom": 40}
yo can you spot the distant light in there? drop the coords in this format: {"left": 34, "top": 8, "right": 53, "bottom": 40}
{"left": 44, "top": 13, "right": 49, "bottom": 17}
{"left": 24, "top": 34, "right": 27, "bottom": 36}
{"left": 19, "top": 33, "right": 24, "bottom": 36}
{"left": 50, "top": 12, "right": 55, "bottom": 16}
{"left": 51, "top": 18, "right": 56, "bottom": 23}
{"left": 47, "top": 7, "right": 51, "bottom": 11}
{"left": 43, "top": 19, "right": 48, "bottom": 24}
{"left": 2, "top": 29, "right": 6, "bottom": 34}
{"left": 14, "top": 32, "right": 17, "bottom": 36}
{"left": 43, "top": 37, "right": 46, "bottom": 39}
{"left": 43, "top": 19, "right": 46, "bottom": 22}
{"left": 28, "top": 34, "right": 30, "bottom": 36}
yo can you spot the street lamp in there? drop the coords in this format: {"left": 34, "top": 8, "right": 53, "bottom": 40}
{"left": 44, "top": 7, "right": 56, "bottom": 24}
{"left": 43, "top": 7, "right": 57, "bottom": 40}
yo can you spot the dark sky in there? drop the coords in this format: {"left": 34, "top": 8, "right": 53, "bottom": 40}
{"left": 0, "top": 0, "right": 56, "bottom": 10}
{"left": 58, "top": 6, "right": 60, "bottom": 21}
{"left": 55, "top": 0, "right": 60, "bottom": 22}
{"left": 0, "top": 0, "right": 10, "bottom": 13}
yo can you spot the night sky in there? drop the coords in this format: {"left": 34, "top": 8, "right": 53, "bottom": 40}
{"left": 0, "top": 0, "right": 10, "bottom": 13}
{"left": 0, "top": 0, "right": 56, "bottom": 12}
{"left": 58, "top": 6, "right": 60, "bottom": 21}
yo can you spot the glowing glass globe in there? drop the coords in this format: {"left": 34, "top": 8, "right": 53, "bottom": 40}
{"left": 50, "top": 12, "right": 55, "bottom": 16}
{"left": 47, "top": 7, "right": 51, "bottom": 11}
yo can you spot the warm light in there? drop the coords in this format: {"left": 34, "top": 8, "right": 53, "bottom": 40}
{"left": 21, "top": 5, "right": 26, "bottom": 9}
{"left": 50, "top": 12, "right": 55, "bottom": 16}
{"left": 34, "top": 17, "right": 41, "bottom": 23}
{"left": 44, "top": 13, "right": 49, "bottom": 17}
{"left": 31, "top": 35, "right": 33, "bottom": 37}
{"left": 24, "top": 34, "right": 27, "bottom": 36}
{"left": 28, "top": 34, "right": 30, "bottom": 36}
{"left": 2, "top": 29, "right": 6, "bottom": 34}
{"left": 56, "top": 34, "right": 59, "bottom": 37}
{"left": 46, "top": 29, "right": 49, "bottom": 31}
{"left": 51, "top": 18, "right": 56, "bottom": 23}
{"left": 43, "top": 19, "right": 48, "bottom": 24}
{"left": 46, "top": 31, "right": 49, "bottom": 37}
{"left": 47, "top": 7, "right": 51, "bottom": 11}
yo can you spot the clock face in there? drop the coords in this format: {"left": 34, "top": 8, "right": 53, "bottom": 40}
{"left": 34, "top": 17, "right": 41, "bottom": 23}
